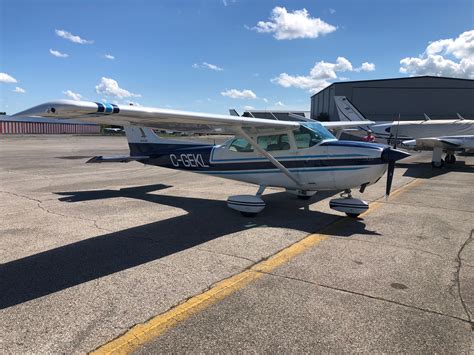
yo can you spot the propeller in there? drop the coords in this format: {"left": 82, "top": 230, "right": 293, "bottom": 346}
{"left": 381, "top": 147, "right": 410, "bottom": 197}
{"left": 393, "top": 113, "right": 401, "bottom": 149}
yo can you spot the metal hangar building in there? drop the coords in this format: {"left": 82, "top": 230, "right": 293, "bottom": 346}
{"left": 310, "top": 76, "right": 474, "bottom": 122}
{"left": 0, "top": 116, "right": 100, "bottom": 134}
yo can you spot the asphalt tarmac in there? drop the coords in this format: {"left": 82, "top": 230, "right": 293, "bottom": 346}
{"left": 1, "top": 135, "right": 473, "bottom": 353}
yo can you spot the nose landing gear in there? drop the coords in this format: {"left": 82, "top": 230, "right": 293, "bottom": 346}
{"left": 329, "top": 189, "right": 369, "bottom": 218}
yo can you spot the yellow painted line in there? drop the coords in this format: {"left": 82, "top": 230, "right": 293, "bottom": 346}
{"left": 359, "top": 178, "right": 423, "bottom": 217}
{"left": 91, "top": 178, "right": 421, "bottom": 355}
{"left": 92, "top": 235, "right": 327, "bottom": 355}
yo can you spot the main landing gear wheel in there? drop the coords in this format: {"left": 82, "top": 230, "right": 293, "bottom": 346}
{"left": 297, "top": 194, "right": 312, "bottom": 200}
{"left": 431, "top": 159, "right": 444, "bottom": 168}
{"left": 445, "top": 154, "right": 456, "bottom": 164}
{"left": 345, "top": 213, "right": 361, "bottom": 218}
{"left": 227, "top": 185, "right": 266, "bottom": 217}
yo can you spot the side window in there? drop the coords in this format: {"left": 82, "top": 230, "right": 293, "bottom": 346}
{"left": 228, "top": 138, "right": 254, "bottom": 152}
{"left": 294, "top": 127, "right": 322, "bottom": 149}
{"left": 257, "top": 134, "right": 290, "bottom": 151}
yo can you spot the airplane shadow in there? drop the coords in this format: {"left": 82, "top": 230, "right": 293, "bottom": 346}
{"left": 1, "top": 184, "right": 380, "bottom": 309}
{"left": 398, "top": 160, "right": 474, "bottom": 178}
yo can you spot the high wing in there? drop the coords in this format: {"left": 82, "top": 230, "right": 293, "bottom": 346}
{"left": 13, "top": 100, "right": 373, "bottom": 135}
{"left": 13, "top": 100, "right": 300, "bottom": 135}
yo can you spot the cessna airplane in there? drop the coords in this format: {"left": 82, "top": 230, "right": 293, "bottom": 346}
{"left": 335, "top": 96, "right": 474, "bottom": 167}
{"left": 14, "top": 100, "right": 409, "bottom": 217}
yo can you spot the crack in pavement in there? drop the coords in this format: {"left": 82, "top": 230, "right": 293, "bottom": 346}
{"left": 455, "top": 229, "right": 473, "bottom": 329}
{"left": 378, "top": 200, "right": 474, "bottom": 214}
{"left": 194, "top": 247, "right": 257, "bottom": 264}
{"left": 341, "top": 237, "right": 446, "bottom": 259}
{"left": 0, "top": 190, "right": 112, "bottom": 234}
{"left": 258, "top": 270, "right": 471, "bottom": 325}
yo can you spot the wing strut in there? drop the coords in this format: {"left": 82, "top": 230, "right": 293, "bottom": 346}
{"left": 236, "top": 127, "right": 304, "bottom": 189}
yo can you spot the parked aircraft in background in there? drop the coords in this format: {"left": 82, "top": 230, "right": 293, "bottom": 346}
{"left": 104, "top": 127, "right": 124, "bottom": 134}
{"left": 334, "top": 96, "right": 474, "bottom": 167}
{"left": 14, "top": 100, "right": 409, "bottom": 217}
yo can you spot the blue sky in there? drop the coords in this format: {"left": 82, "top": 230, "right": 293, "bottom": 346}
{"left": 1, "top": 0, "right": 473, "bottom": 114}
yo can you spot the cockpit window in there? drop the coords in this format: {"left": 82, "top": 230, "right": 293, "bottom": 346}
{"left": 228, "top": 137, "right": 254, "bottom": 152}
{"left": 294, "top": 122, "right": 335, "bottom": 149}
{"left": 257, "top": 134, "right": 290, "bottom": 151}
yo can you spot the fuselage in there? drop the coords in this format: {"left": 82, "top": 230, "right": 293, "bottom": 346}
{"left": 130, "top": 139, "right": 389, "bottom": 191}
{"left": 370, "top": 119, "right": 474, "bottom": 144}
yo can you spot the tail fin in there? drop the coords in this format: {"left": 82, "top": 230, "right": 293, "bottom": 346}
{"left": 124, "top": 125, "right": 163, "bottom": 144}
{"left": 124, "top": 125, "right": 211, "bottom": 156}
{"left": 334, "top": 96, "right": 368, "bottom": 122}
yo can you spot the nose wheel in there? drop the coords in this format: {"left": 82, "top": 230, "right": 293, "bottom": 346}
{"left": 329, "top": 189, "right": 369, "bottom": 218}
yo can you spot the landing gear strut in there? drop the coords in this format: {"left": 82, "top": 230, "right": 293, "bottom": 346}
{"left": 431, "top": 147, "right": 444, "bottom": 168}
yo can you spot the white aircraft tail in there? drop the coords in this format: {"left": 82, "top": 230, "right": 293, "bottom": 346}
{"left": 334, "top": 96, "right": 368, "bottom": 122}
{"left": 124, "top": 125, "right": 211, "bottom": 157}
{"left": 124, "top": 125, "right": 163, "bottom": 144}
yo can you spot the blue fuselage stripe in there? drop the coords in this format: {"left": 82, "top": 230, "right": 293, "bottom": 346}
{"left": 200, "top": 166, "right": 369, "bottom": 175}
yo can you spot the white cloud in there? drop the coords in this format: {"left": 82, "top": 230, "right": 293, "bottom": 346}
{"left": 355, "top": 62, "right": 376, "bottom": 72}
{"left": 192, "top": 62, "right": 224, "bottom": 71}
{"left": 275, "top": 101, "right": 285, "bottom": 107}
{"left": 243, "top": 105, "right": 255, "bottom": 110}
{"left": 0, "top": 72, "right": 17, "bottom": 83}
{"left": 63, "top": 90, "right": 83, "bottom": 101}
{"left": 13, "top": 86, "right": 26, "bottom": 93}
{"left": 309, "top": 57, "right": 353, "bottom": 79}
{"left": 95, "top": 77, "right": 141, "bottom": 99}
{"left": 400, "top": 30, "right": 474, "bottom": 79}
{"left": 221, "top": 89, "right": 257, "bottom": 99}
{"left": 272, "top": 57, "right": 376, "bottom": 93}
{"left": 329, "top": 8, "right": 336, "bottom": 14}
{"left": 55, "top": 29, "right": 93, "bottom": 44}
{"left": 253, "top": 6, "right": 336, "bottom": 40}
{"left": 272, "top": 73, "right": 330, "bottom": 93}
{"left": 262, "top": 98, "right": 268, "bottom": 103}
{"left": 104, "top": 54, "right": 115, "bottom": 60}
{"left": 49, "top": 49, "right": 69, "bottom": 58}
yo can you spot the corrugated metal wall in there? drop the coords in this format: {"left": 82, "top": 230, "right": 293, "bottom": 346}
{"left": 0, "top": 121, "right": 100, "bottom": 134}
{"left": 311, "top": 76, "right": 474, "bottom": 121}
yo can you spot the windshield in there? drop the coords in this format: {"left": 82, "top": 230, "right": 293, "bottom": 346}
{"left": 293, "top": 122, "right": 336, "bottom": 148}
{"left": 301, "top": 122, "right": 336, "bottom": 141}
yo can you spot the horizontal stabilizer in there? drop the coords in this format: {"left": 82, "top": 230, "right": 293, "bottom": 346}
{"left": 86, "top": 155, "right": 149, "bottom": 163}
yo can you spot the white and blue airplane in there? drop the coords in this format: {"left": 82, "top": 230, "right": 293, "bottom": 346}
{"left": 14, "top": 100, "right": 409, "bottom": 217}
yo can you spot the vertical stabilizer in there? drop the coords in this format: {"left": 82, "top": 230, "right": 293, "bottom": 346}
{"left": 124, "top": 125, "right": 163, "bottom": 144}
{"left": 334, "top": 96, "right": 368, "bottom": 122}
{"left": 123, "top": 125, "right": 211, "bottom": 157}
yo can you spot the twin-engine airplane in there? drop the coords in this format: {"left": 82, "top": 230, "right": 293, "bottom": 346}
{"left": 335, "top": 96, "right": 474, "bottom": 168}
{"left": 14, "top": 100, "right": 409, "bottom": 217}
